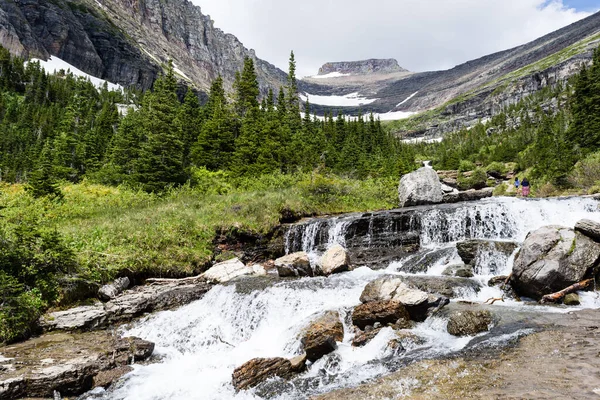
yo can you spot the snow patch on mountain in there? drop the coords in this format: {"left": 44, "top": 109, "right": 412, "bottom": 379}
{"left": 300, "top": 92, "right": 378, "bottom": 107}
{"left": 31, "top": 56, "right": 122, "bottom": 91}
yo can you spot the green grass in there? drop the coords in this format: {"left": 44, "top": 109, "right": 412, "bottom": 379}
{"left": 0, "top": 174, "right": 398, "bottom": 282}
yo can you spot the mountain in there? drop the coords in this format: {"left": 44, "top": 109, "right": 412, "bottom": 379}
{"left": 0, "top": 0, "right": 288, "bottom": 94}
{"left": 317, "top": 59, "right": 407, "bottom": 76}
{"left": 301, "top": 11, "right": 600, "bottom": 136}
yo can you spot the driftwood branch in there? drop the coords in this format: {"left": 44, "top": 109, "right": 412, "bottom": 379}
{"left": 540, "top": 278, "right": 594, "bottom": 304}
{"left": 484, "top": 296, "right": 505, "bottom": 305}
{"left": 145, "top": 274, "right": 204, "bottom": 284}
{"left": 503, "top": 273, "right": 513, "bottom": 288}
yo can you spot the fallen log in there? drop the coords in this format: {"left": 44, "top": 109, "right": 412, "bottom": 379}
{"left": 540, "top": 278, "right": 594, "bottom": 304}
{"left": 145, "top": 274, "right": 204, "bottom": 284}
{"left": 484, "top": 296, "right": 504, "bottom": 305}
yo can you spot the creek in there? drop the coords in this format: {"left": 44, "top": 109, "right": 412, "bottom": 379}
{"left": 83, "top": 197, "right": 600, "bottom": 400}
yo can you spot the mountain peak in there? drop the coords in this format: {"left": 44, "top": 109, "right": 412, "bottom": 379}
{"left": 317, "top": 59, "right": 407, "bottom": 76}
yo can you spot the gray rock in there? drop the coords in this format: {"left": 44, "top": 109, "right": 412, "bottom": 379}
{"left": 41, "top": 282, "right": 211, "bottom": 332}
{"left": 320, "top": 245, "right": 351, "bottom": 276}
{"left": 575, "top": 219, "right": 600, "bottom": 242}
{"left": 57, "top": 277, "right": 100, "bottom": 305}
{"left": 275, "top": 252, "right": 313, "bottom": 277}
{"left": 301, "top": 311, "right": 344, "bottom": 362}
{"left": 564, "top": 293, "right": 581, "bottom": 306}
{"left": 512, "top": 226, "right": 600, "bottom": 299}
{"left": 443, "top": 187, "right": 494, "bottom": 204}
{"left": 98, "top": 277, "right": 130, "bottom": 302}
{"left": 447, "top": 310, "right": 493, "bottom": 336}
{"left": 398, "top": 167, "right": 443, "bottom": 207}
{"left": 359, "top": 277, "right": 450, "bottom": 321}
{"left": 203, "top": 258, "right": 253, "bottom": 283}
{"left": 398, "top": 275, "right": 482, "bottom": 299}
{"left": 456, "top": 239, "right": 519, "bottom": 275}
{"left": 442, "top": 263, "right": 474, "bottom": 278}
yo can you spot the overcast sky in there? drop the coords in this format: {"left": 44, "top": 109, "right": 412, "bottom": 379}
{"left": 190, "top": 0, "right": 599, "bottom": 77}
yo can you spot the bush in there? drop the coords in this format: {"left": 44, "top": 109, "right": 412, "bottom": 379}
{"left": 457, "top": 168, "right": 488, "bottom": 190}
{"left": 493, "top": 183, "right": 508, "bottom": 196}
{"left": 190, "top": 167, "right": 232, "bottom": 195}
{"left": 485, "top": 161, "right": 506, "bottom": 177}
{"left": 458, "top": 160, "right": 476, "bottom": 172}
{"left": 569, "top": 152, "right": 600, "bottom": 190}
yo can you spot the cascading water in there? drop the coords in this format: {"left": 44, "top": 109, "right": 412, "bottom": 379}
{"left": 85, "top": 197, "right": 600, "bottom": 400}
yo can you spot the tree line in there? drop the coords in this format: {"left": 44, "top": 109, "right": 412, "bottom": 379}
{"left": 0, "top": 48, "right": 415, "bottom": 194}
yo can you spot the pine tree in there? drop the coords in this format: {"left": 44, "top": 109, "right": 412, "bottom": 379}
{"left": 26, "top": 143, "right": 62, "bottom": 199}
{"left": 135, "top": 61, "right": 185, "bottom": 192}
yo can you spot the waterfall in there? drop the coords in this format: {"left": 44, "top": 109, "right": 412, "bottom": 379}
{"left": 85, "top": 197, "right": 600, "bottom": 400}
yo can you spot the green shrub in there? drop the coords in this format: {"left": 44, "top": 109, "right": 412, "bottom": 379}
{"left": 457, "top": 168, "right": 488, "bottom": 190}
{"left": 458, "top": 160, "right": 476, "bottom": 172}
{"left": 485, "top": 161, "right": 506, "bottom": 176}
{"left": 190, "top": 167, "right": 232, "bottom": 195}
{"left": 493, "top": 183, "right": 508, "bottom": 196}
{"left": 569, "top": 152, "right": 600, "bottom": 190}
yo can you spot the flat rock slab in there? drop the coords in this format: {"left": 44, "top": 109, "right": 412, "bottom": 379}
{"left": 40, "top": 282, "right": 211, "bottom": 332}
{"left": 0, "top": 332, "right": 154, "bottom": 399}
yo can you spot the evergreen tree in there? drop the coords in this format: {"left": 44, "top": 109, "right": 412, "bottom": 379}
{"left": 26, "top": 143, "right": 62, "bottom": 199}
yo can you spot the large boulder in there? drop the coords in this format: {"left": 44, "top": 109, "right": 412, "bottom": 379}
{"left": 232, "top": 357, "right": 296, "bottom": 391}
{"left": 275, "top": 252, "right": 313, "bottom": 277}
{"left": 352, "top": 300, "right": 410, "bottom": 330}
{"left": 398, "top": 167, "right": 443, "bottom": 207}
{"left": 512, "top": 225, "right": 600, "bottom": 299}
{"left": 575, "top": 219, "right": 600, "bottom": 242}
{"left": 359, "top": 277, "right": 450, "bottom": 321}
{"left": 58, "top": 277, "right": 100, "bottom": 305}
{"left": 203, "top": 258, "right": 253, "bottom": 283}
{"left": 301, "top": 311, "right": 344, "bottom": 362}
{"left": 447, "top": 310, "right": 493, "bottom": 336}
{"left": 320, "top": 245, "right": 350, "bottom": 276}
{"left": 98, "top": 277, "right": 130, "bottom": 302}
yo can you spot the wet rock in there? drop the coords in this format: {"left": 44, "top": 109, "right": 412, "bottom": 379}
{"left": 41, "top": 282, "right": 211, "bottom": 332}
{"left": 275, "top": 252, "right": 313, "bottom": 277}
{"left": 57, "top": 276, "right": 100, "bottom": 305}
{"left": 0, "top": 332, "right": 154, "bottom": 399}
{"left": 352, "top": 327, "right": 384, "bottom": 347}
{"left": 443, "top": 263, "right": 474, "bottom": 278}
{"left": 447, "top": 310, "right": 493, "bottom": 336}
{"left": 320, "top": 245, "right": 351, "bottom": 276}
{"left": 289, "top": 353, "right": 307, "bottom": 372}
{"left": 398, "top": 275, "right": 481, "bottom": 299}
{"left": 488, "top": 275, "right": 509, "bottom": 287}
{"left": 360, "top": 277, "right": 450, "bottom": 321}
{"left": 232, "top": 357, "right": 295, "bottom": 391}
{"left": 564, "top": 293, "right": 581, "bottom": 306}
{"left": 98, "top": 277, "right": 130, "bottom": 302}
{"left": 398, "top": 167, "right": 443, "bottom": 207}
{"left": 39, "top": 304, "right": 109, "bottom": 331}
{"left": 575, "top": 219, "right": 600, "bottom": 242}
{"left": 352, "top": 301, "right": 410, "bottom": 330}
{"left": 203, "top": 258, "right": 253, "bottom": 283}
{"left": 456, "top": 240, "right": 518, "bottom": 274}
{"left": 398, "top": 247, "right": 456, "bottom": 274}
{"left": 301, "top": 311, "right": 344, "bottom": 362}
{"left": 443, "top": 187, "right": 494, "bottom": 204}
{"left": 512, "top": 226, "right": 600, "bottom": 299}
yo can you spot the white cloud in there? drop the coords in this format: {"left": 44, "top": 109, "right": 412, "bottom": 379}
{"left": 192, "top": 0, "right": 593, "bottom": 77}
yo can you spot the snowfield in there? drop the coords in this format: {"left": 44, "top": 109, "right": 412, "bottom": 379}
{"left": 306, "top": 72, "right": 351, "bottom": 79}
{"left": 300, "top": 92, "right": 378, "bottom": 107}
{"left": 31, "top": 56, "right": 122, "bottom": 91}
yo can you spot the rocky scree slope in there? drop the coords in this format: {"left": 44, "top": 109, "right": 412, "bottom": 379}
{"left": 303, "top": 11, "right": 600, "bottom": 135}
{"left": 0, "top": 0, "right": 287, "bottom": 94}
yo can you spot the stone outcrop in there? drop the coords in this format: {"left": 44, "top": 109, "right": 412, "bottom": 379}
{"left": 0, "top": 332, "right": 154, "bottom": 399}
{"left": 98, "top": 277, "right": 130, "bottom": 301}
{"left": 320, "top": 245, "right": 351, "bottom": 275}
{"left": 575, "top": 219, "right": 600, "bottom": 242}
{"left": 317, "top": 59, "right": 407, "bottom": 76}
{"left": 202, "top": 258, "right": 253, "bottom": 283}
{"left": 447, "top": 310, "right": 493, "bottom": 336}
{"left": 40, "top": 282, "right": 211, "bottom": 332}
{"left": 57, "top": 276, "right": 100, "bottom": 305}
{"left": 359, "top": 277, "right": 450, "bottom": 321}
{"left": 275, "top": 252, "right": 313, "bottom": 277}
{"left": 398, "top": 167, "right": 443, "bottom": 207}
{"left": 442, "top": 263, "right": 474, "bottom": 278}
{"left": 301, "top": 311, "right": 344, "bottom": 362}
{"left": 232, "top": 356, "right": 305, "bottom": 391}
{"left": 511, "top": 224, "right": 600, "bottom": 299}
{"left": 352, "top": 301, "right": 411, "bottom": 330}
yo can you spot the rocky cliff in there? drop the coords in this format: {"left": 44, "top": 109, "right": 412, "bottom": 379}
{"left": 0, "top": 0, "right": 287, "bottom": 93}
{"left": 318, "top": 59, "right": 407, "bottom": 75}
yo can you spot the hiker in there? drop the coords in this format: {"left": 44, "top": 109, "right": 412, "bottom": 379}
{"left": 522, "top": 177, "right": 530, "bottom": 197}
{"left": 514, "top": 177, "right": 520, "bottom": 191}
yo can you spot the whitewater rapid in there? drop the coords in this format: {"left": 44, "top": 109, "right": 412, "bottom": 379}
{"left": 86, "top": 196, "right": 600, "bottom": 400}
